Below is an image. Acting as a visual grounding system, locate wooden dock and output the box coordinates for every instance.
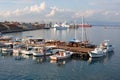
[52,45,94,59]
[55,46,94,53]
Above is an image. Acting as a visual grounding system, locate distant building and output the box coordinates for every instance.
[21,23,33,29]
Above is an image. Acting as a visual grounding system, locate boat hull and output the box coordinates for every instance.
[50,52,72,60]
[13,49,20,54]
[56,27,67,30]
[32,52,44,57]
[1,48,13,55]
[88,52,105,58]
[20,50,33,55]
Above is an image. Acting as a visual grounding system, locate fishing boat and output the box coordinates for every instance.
[1,43,13,55]
[20,46,33,55]
[88,40,114,58]
[32,46,52,57]
[13,44,25,54]
[50,49,73,60]
[32,47,45,57]
[26,37,45,44]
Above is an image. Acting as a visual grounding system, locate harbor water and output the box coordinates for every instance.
[0,26,120,80]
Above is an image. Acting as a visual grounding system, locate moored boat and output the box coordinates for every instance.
[56,27,67,30]
[1,43,13,55]
[32,47,47,57]
[88,48,105,58]
[102,40,114,53]
[88,40,114,58]
[13,44,25,54]
[20,46,33,55]
[53,22,69,30]
[50,49,73,60]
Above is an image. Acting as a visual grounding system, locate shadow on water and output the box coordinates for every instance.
[87,51,114,65]
[32,56,47,64]
[50,59,71,66]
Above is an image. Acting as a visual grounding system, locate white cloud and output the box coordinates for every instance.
[0,1,46,17]
[46,6,72,17]
[103,11,120,16]
[30,2,45,12]
[73,10,96,18]
[46,9,55,17]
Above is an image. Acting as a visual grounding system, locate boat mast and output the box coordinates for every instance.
[74,20,76,39]
[82,16,84,42]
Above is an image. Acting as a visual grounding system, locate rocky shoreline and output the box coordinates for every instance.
[0,21,51,34]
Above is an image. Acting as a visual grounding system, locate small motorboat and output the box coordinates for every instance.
[102,40,114,53]
[50,49,73,60]
[32,47,45,57]
[20,46,33,55]
[1,43,13,55]
[13,44,25,54]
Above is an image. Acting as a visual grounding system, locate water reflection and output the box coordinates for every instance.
[0,49,115,65]
[32,56,47,64]
[88,51,114,65]
[21,54,33,59]
[12,52,33,61]
[50,59,71,66]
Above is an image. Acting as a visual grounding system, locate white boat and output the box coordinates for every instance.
[50,49,73,60]
[32,46,55,57]
[56,27,67,30]
[32,47,45,57]
[1,43,13,55]
[13,48,20,54]
[88,48,105,58]
[102,40,114,53]
[53,22,69,30]
[45,45,56,54]
[20,46,33,55]
[13,44,25,54]
[88,40,114,58]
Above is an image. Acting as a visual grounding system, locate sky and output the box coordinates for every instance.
[0,0,120,24]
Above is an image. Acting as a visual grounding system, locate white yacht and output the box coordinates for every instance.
[88,40,114,58]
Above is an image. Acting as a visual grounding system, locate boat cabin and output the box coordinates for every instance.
[27,37,45,44]
[32,47,44,53]
[3,43,14,49]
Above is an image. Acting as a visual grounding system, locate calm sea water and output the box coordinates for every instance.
[0,27,120,80]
